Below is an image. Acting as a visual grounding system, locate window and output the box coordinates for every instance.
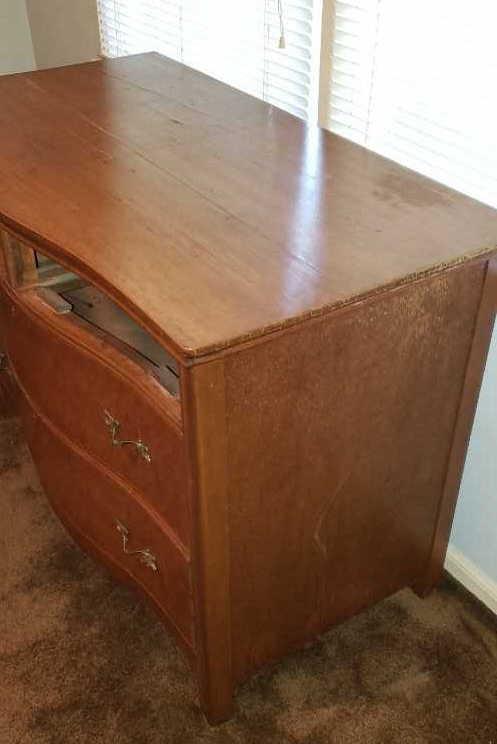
[320,0,497,207]
[97,1,497,207]
[97,0,322,121]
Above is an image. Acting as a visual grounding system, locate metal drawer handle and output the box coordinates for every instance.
[104,410,152,463]
[115,519,159,572]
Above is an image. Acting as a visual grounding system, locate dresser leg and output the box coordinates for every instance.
[0,360,19,420]
[198,677,235,725]
[411,566,444,598]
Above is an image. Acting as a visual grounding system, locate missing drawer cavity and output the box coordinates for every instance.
[33,250,180,397]
[61,284,180,397]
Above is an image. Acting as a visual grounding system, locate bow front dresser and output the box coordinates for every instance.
[0,53,496,723]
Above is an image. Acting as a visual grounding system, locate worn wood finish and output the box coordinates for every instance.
[182,361,233,723]
[0,54,497,357]
[0,229,38,287]
[415,257,497,595]
[1,57,497,724]
[3,284,190,546]
[20,392,194,649]
[224,261,486,682]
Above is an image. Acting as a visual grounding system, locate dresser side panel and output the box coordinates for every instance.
[417,256,497,592]
[224,261,486,683]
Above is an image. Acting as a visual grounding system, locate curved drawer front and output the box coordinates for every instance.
[5,288,190,547]
[23,401,194,648]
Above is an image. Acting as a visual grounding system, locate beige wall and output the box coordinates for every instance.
[0,0,36,74]
[25,0,100,70]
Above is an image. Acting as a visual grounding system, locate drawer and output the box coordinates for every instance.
[22,398,194,648]
[4,287,190,547]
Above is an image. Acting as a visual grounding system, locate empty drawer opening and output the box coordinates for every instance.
[33,251,180,397]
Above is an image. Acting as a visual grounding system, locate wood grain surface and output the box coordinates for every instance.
[182,361,233,722]
[3,284,190,546]
[0,53,496,357]
[416,256,497,594]
[223,260,487,682]
[20,392,195,650]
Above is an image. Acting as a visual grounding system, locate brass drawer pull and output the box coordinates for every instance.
[115,519,159,572]
[104,410,152,463]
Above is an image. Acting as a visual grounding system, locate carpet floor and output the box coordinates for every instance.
[1,417,497,744]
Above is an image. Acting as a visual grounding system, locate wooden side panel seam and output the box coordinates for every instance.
[415,257,497,593]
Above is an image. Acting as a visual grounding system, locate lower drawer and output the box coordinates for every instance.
[22,399,195,649]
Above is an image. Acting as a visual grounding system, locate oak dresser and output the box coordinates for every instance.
[0,53,496,723]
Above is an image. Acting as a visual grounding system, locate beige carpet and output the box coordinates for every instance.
[1,417,497,744]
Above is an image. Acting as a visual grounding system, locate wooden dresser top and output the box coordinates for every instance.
[0,53,496,358]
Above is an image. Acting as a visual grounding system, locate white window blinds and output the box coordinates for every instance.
[97,0,321,120]
[320,0,497,207]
